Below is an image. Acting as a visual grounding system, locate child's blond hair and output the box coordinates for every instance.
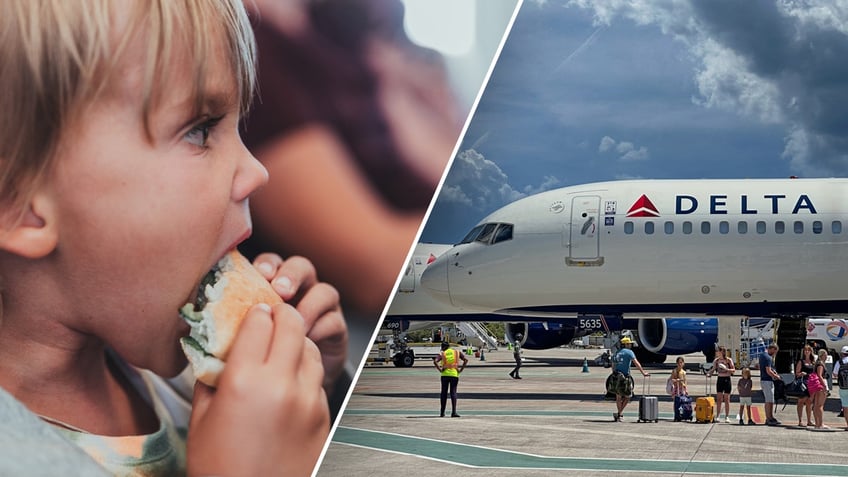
[0,0,256,224]
[741,368,751,378]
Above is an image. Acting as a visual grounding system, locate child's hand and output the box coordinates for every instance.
[254,253,348,390]
[187,304,329,477]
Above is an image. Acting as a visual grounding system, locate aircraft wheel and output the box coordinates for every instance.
[400,351,415,367]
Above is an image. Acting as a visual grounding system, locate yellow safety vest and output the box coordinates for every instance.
[440,349,460,377]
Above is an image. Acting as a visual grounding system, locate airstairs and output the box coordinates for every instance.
[457,322,499,351]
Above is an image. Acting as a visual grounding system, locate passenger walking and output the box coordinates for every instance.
[759,343,783,426]
[708,345,736,422]
[737,368,754,425]
[611,337,649,422]
[434,341,468,417]
[794,345,815,427]
[809,349,829,429]
[509,333,523,379]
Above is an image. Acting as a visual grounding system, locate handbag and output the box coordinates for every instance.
[666,376,674,395]
[785,376,809,398]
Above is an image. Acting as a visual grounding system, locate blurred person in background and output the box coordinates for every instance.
[240,0,463,324]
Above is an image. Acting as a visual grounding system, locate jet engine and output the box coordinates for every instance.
[505,322,578,349]
[637,318,718,362]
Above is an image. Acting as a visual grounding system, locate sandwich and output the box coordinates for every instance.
[179,250,283,387]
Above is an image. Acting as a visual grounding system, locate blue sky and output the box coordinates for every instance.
[421,0,848,243]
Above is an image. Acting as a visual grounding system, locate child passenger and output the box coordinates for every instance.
[0,1,347,476]
[737,368,754,425]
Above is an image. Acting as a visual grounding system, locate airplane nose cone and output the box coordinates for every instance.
[421,254,451,305]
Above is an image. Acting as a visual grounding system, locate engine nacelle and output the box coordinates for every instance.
[637,317,718,360]
[505,322,577,349]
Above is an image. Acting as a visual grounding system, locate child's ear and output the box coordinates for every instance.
[0,192,58,258]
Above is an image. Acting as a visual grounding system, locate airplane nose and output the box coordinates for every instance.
[421,253,451,305]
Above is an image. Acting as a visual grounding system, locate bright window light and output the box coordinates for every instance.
[400,0,476,56]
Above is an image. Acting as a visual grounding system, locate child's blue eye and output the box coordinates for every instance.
[184,116,223,148]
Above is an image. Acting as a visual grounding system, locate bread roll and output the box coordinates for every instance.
[179,250,283,386]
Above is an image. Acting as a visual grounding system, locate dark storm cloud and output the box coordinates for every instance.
[568,0,848,175]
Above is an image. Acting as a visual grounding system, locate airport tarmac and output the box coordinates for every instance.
[317,347,848,477]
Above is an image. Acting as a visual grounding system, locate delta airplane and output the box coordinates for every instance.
[387,243,721,365]
[421,178,848,319]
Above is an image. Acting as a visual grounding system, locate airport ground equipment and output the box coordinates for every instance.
[806,316,848,362]
[637,376,659,422]
[457,322,499,351]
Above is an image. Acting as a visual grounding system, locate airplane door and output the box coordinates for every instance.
[398,259,416,292]
[567,195,602,265]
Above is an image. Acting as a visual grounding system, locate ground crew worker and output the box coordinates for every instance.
[434,341,468,417]
[509,333,523,379]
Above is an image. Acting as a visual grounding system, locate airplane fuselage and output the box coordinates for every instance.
[422,179,848,316]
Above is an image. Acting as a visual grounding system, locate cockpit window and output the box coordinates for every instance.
[476,223,497,243]
[458,222,514,245]
[493,224,513,244]
[458,224,485,244]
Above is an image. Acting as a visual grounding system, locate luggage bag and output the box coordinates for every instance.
[695,375,716,423]
[675,394,693,421]
[637,375,659,422]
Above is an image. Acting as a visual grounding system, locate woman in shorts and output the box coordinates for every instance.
[709,346,736,423]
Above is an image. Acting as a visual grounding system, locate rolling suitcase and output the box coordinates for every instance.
[637,375,659,422]
[675,394,693,421]
[695,375,716,423]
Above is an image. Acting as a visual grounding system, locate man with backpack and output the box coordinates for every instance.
[832,345,848,429]
[611,337,649,422]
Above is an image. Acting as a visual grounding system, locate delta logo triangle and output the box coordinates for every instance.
[626,194,660,217]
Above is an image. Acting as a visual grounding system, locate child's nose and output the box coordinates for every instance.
[231,144,269,202]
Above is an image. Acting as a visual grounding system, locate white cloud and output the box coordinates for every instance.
[599,135,616,152]
[441,149,566,210]
[690,38,783,124]
[523,175,563,195]
[440,149,525,210]
[437,184,473,207]
[599,136,649,161]
[620,146,648,161]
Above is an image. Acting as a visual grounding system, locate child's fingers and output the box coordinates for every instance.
[305,309,347,387]
[224,304,275,369]
[252,253,284,280]
[304,306,346,348]
[297,338,327,392]
[272,255,318,300]
[294,282,340,329]
[267,303,308,369]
